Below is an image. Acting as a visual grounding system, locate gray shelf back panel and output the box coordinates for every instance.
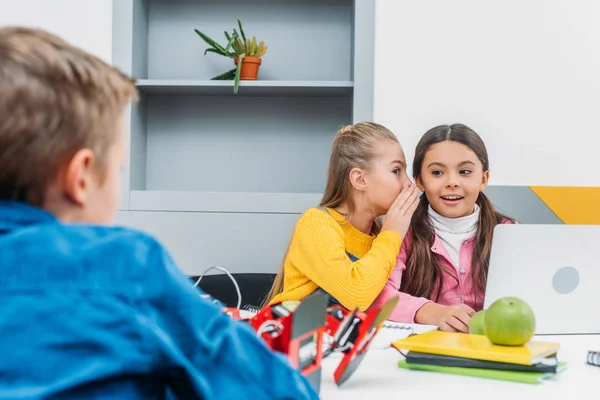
[143,95,352,193]
[352,0,375,122]
[129,191,323,214]
[130,96,148,191]
[142,0,353,80]
[133,0,149,79]
[118,107,132,209]
[115,210,301,275]
[135,80,354,97]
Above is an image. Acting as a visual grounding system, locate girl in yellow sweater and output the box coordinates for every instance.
[264,122,420,311]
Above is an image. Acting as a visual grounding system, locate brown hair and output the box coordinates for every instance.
[263,122,399,305]
[400,124,514,301]
[0,27,137,206]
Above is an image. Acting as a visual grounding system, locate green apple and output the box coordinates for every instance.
[484,297,536,346]
[468,310,486,335]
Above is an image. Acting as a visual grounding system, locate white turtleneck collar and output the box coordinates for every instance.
[428,204,480,267]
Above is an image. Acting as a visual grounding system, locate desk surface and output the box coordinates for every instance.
[320,332,599,400]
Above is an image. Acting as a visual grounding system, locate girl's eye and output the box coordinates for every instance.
[392,168,401,175]
[460,170,472,175]
[432,170,442,176]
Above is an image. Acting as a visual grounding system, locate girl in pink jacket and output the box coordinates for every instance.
[370,124,514,332]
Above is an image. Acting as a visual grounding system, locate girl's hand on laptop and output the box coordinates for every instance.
[415,303,476,333]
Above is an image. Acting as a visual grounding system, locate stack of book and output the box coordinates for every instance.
[392,331,566,384]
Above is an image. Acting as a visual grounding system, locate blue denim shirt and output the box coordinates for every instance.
[0,201,318,400]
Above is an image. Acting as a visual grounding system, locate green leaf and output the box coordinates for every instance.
[204,47,228,57]
[231,38,241,56]
[225,31,233,51]
[256,41,266,57]
[211,68,236,80]
[233,55,243,93]
[237,19,247,42]
[225,31,238,51]
[232,29,242,50]
[194,29,233,57]
[238,38,246,53]
[211,69,236,80]
[194,29,220,49]
[250,36,257,56]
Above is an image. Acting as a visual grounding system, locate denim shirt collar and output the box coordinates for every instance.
[0,201,56,233]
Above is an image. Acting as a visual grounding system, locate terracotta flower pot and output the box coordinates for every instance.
[234,56,262,80]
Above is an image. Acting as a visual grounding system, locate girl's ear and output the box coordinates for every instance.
[349,167,367,192]
[480,170,490,191]
[415,176,425,192]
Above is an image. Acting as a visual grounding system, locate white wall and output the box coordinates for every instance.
[0,0,113,63]
[374,0,600,187]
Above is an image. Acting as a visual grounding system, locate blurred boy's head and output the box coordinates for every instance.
[0,27,137,224]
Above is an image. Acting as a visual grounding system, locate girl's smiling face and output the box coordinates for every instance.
[417,140,489,218]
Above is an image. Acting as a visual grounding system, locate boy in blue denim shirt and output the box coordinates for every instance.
[0,27,318,400]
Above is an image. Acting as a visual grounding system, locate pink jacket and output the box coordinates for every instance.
[370,221,512,323]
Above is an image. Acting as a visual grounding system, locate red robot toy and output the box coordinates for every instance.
[224,292,399,392]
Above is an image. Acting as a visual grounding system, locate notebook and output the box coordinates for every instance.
[405,351,559,373]
[392,331,560,365]
[370,322,438,350]
[397,360,566,384]
[383,320,437,331]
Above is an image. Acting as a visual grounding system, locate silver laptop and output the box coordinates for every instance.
[484,224,600,335]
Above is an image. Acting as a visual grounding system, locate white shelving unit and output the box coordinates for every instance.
[112,0,376,275]
[135,79,354,97]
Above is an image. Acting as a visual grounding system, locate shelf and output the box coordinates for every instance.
[135,79,354,97]
[112,0,376,275]
[136,95,347,194]
[129,190,323,214]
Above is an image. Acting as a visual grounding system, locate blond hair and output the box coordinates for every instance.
[0,27,137,206]
[263,122,399,306]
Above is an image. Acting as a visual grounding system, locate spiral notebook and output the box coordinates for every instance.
[371,321,438,350]
[587,350,600,367]
[382,320,439,334]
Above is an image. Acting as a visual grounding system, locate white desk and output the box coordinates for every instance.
[320,333,599,400]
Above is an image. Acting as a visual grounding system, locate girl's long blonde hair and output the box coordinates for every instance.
[262,122,399,306]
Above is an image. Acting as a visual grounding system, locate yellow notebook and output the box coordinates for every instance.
[392,331,560,366]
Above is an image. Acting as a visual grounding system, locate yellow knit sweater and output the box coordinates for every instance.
[270,207,402,311]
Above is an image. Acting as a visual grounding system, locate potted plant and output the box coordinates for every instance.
[194,19,267,94]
